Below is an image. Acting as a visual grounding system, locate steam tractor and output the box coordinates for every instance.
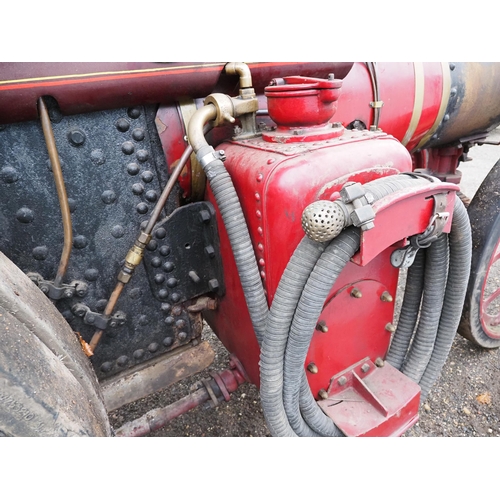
[1,62,500,437]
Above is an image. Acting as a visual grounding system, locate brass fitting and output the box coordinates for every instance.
[224,62,253,90]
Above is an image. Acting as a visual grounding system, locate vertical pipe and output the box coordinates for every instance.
[38,97,73,287]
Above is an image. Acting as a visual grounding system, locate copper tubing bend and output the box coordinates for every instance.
[38,97,73,288]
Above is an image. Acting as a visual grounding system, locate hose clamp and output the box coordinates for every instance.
[391,193,450,268]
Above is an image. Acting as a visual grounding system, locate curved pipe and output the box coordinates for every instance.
[38,97,73,288]
[225,62,253,89]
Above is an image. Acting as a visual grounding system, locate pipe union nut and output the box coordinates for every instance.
[302,200,347,242]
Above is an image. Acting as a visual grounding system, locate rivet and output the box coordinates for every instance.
[361,363,370,373]
[338,376,347,386]
[256,173,263,182]
[375,358,385,367]
[176,319,186,328]
[443,114,450,122]
[171,306,182,316]
[145,190,158,202]
[158,289,169,299]
[160,245,171,256]
[116,355,128,367]
[141,170,154,183]
[138,315,149,326]
[351,288,362,298]
[95,299,108,311]
[132,128,145,141]
[155,228,167,239]
[1,166,19,183]
[163,336,174,347]
[258,243,264,252]
[151,257,162,268]
[68,198,77,213]
[133,349,145,360]
[121,141,135,155]
[256,210,262,218]
[449,63,456,71]
[146,240,158,251]
[16,207,34,224]
[162,261,174,272]
[260,271,266,279]
[68,129,86,147]
[136,150,149,163]
[381,291,393,302]
[316,320,328,333]
[166,277,178,288]
[136,202,149,214]
[129,288,142,299]
[318,389,328,400]
[165,316,175,325]
[127,107,141,119]
[101,190,117,204]
[132,183,144,195]
[178,331,188,341]
[257,227,263,235]
[90,149,106,166]
[115,118,130,132]
[171,293,181,303]
[127,162,140,175]
[73,235,88,249]
[307,362,318,374]
[101,361,113,373]
[154,274,165,284]
[259,258,265,267]
[84,268,99,281]
[160,303,171,313]
[255,192,261,201]
[385,322,396,333]
[148,342,159,353]
[450,87,457,97]
[111,225,125,238]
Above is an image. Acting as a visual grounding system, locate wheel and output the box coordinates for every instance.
[0,251,111,436]
[458,157,500,349]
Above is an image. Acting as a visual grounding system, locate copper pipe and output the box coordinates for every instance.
[38,97,73,287]
[89,281,124,352]
[89,126,210,354]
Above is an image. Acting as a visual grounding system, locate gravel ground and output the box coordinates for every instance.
[109,139,500,438]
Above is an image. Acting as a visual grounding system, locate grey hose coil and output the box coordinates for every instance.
[401,233,450,382]
[385,250,426,369]
[418,198,471,399]
[260,175,435,437]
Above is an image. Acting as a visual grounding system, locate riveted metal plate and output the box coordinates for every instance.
[0,105,222,380]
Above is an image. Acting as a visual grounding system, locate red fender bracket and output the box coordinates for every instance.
[352,182,460,267]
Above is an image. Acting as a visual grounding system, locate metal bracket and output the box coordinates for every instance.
[27,272,88,300]
[340,182,376,231]
[390,193,450,268]
[71,303,126,330]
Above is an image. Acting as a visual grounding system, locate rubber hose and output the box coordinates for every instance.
[401,233,449,382]
[259,237,326,436]
[196,145,269,344]
[386,250,426,370]
[260,174,438,437]
[418,197,471,399]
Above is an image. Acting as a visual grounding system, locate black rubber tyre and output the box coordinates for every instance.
[458,157,500,349]
[0,251,111,436]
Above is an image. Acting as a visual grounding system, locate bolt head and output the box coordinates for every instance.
[318,389,328,400]
[338,376,347,386]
